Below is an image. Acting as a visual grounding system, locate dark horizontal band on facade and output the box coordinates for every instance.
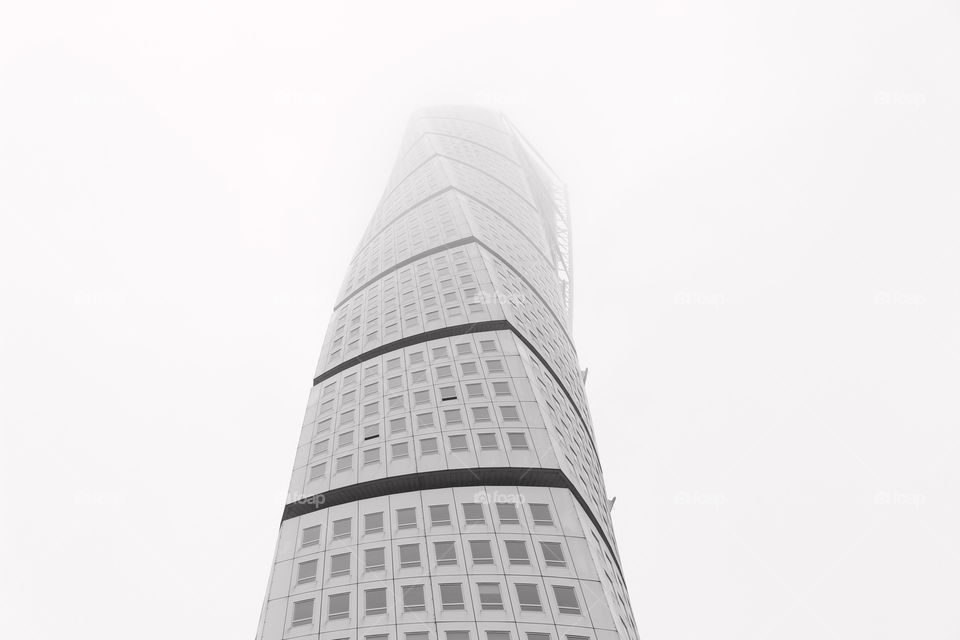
[281,466,622,573]
[312,318,595,459]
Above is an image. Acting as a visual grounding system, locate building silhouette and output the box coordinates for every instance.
[256,106,638,640]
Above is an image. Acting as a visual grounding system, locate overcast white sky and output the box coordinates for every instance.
[2,1,959,638]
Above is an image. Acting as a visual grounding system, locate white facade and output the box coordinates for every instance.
[257,106,638,640]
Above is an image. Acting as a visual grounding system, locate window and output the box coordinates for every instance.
[312,439,329,457]
[414,390,430,405]
[432,346,448,359]
[387,357,400,371]
[297,559,318,583]
[552,585,581,614]
[338,431,354,448]
[478,582,504,610]
[332,517,351,539]
[364,364,379,379]
[466,383,484,398]
[496,502,520,525]
[440,582,465,610]
[565,636,590,640]
[460,361,478,375]
[434,541,457,565]
[540,541,566,567]
[364,423,380,440]
[302,525,322,547]
[429,504,451,526]
[492,381,511,397]
[363,448,381,466]
[515,583,542,611]
[456,342,473,355]
[365,587,387,615]
[416,412,435,428]
[409,351,424,365]
[391,442,409,460]
[505,540,530,565]
[529,504,554,525]
[446,632,470,640]
[309,462,327,480]
[448,434,468,451]
[315,417,332,434]
[291,598,314,626]
[396,507,417,529]
[485,359,504,374]
[329,552,350,577]
[399,543,421,568]
[364,381,379,397]
[500,406,520,422]
[388,375,402,390]
[478,433,499,450]
[365,547,385,571]
[469,540,494,564]
[363,402,379,418]
[438,383,462,402]
[336,454,353,473]
[480,340,497,353]
[527,634,551,640]
[486,633,510,640]
[364,512,383,534]
[328,592,350,619]
[420,437,438,455]
[412,370,428,385]
[340,410,355,425]
[342,390,356,405]
[463,503,485,524]
[390,416,407,433]
[402,584,425,612]
[389,395,405,411]
[472,406,491,423]
[507,432,528,450]
[436,364,453,379]
[407,633,428,640]
[443,408,463,425]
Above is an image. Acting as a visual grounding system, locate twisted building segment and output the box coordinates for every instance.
[256,107,638,640]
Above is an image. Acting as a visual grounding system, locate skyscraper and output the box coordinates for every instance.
[256,106,638,640]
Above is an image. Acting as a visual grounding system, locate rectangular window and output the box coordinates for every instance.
[460,361,478,375]
[456,342,473,355]
[332,517,351,539]
[363,401,379,418]
[388,375,402,390]
[505,540,530,565]
[409,351,424,364]
[309,462,327,480]
[364,511,383,534]
[296,559,318,583]
[396,507,417,529]
[527,634,551,640]
[478,582,503,610]
[553,585,581,614]
[472,406,491,423]
[338,431,354,448]
[492,381,511,397]
[486,633,510,640]
[443,408,463,425]
[480,340,497,353]
[335,454,353,473]
[434,541,457,565]
[315,417,332,434]
[496,502,520,525]
[478,433,499,450]
[515,583,542,611]
[399,543,421,568]
[402,584,426,612]
[363,448,380,466]
[466,383,484,398]
[390,416,407,434]
[365,546,385,571]
[414,390,430,405]
[448,434,468,451]
[507,432,528,450]
[302,525,322,547]
[529,503,554,525]
[485,359,504,374]
[462,503,485,524]
[541,541,566,567]
[329,552,350,577]
[387,357,401,371]
[500,406,520,422]
[420,437,438,455]
[469,540,494,565]
[429,504,451,526]
[389,395,404,411]
[439,582,465,610]
[327,592,350,619]
[342,390,356,405]
[407,633,429,640]
[436,364,453,379]
[312,439,329,457]
[364,381,379,397]
[416,412,435,429]
[446,632,470,640]
[291,598,314,626]
[364,423,379,440]
[392,441,409,459]
[365,587,387,615]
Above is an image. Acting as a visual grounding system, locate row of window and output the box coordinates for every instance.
[316,393,523,431]
[295,538,568,582]
[290,582,583,625]
[302,503,555,546]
